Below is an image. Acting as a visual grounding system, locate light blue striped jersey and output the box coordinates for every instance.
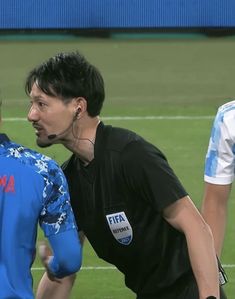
[204,100,235,185]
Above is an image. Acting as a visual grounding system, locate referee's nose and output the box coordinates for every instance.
[27,105,40,122]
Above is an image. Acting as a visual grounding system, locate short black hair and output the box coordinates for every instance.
[25,51,105,117]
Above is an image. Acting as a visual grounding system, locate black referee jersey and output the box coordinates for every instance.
[62,121,195,297]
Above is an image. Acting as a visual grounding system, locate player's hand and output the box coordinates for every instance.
[38,241,61,283]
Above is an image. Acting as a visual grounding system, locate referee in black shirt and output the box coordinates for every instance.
[26,51,227,299]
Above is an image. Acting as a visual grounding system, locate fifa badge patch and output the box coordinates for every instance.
[106,211,133,245]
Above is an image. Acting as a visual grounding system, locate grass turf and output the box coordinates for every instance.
[0,36,234,297]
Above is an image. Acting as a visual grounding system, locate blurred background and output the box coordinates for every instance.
[0,1,234,298]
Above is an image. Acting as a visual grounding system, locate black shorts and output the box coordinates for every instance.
[136,271,227,299]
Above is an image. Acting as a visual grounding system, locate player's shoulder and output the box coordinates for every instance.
[6,141,61,175]
[217,99,235,116]
[213,100,235,127]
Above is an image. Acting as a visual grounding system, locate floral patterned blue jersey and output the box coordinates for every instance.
[0,133,78,299]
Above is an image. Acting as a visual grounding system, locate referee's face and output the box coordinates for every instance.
[27,83,76,147]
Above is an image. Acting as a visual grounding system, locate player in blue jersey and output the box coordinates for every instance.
[26,51,226,299]
[202,100,235,257]
[0,100,82,299]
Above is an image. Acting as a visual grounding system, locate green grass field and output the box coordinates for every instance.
[0,35,234,298]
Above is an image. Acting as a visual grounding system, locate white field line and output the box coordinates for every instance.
[31,264,235,271]
[3,116,214,122]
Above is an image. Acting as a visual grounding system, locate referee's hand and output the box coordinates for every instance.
[38,241,61,283]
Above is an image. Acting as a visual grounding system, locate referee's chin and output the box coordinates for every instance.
[36,138,53,148]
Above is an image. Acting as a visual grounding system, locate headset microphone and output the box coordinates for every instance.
[47,109,80,140]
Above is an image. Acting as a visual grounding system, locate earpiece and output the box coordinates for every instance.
[48,109,81,140]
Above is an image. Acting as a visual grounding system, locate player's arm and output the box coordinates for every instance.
[36,272,76,299]
[201,182,231,257]
[36,232,84,299]
[202,105,234,257]
[163,196,219,299]
[42,230,82,279]
[36,231,85,299]
[37,162,83,299]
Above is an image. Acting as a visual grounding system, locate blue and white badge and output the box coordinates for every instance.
[106,211,133,245]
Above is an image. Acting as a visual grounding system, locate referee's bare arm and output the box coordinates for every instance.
[163,195,219,299]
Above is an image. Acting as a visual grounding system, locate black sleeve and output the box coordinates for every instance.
[121,140,188,212]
